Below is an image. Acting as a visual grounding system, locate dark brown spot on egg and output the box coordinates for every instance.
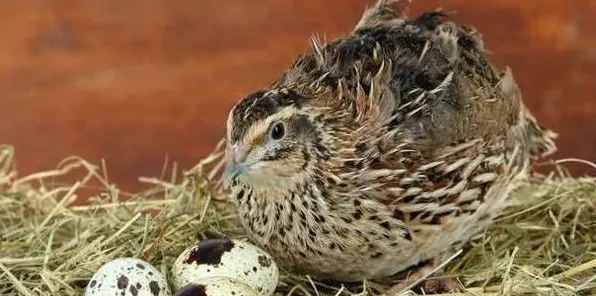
[135,263,145,270]
[149,281,161,296]
[257,255,271,267]
[185,238,235,266]
[173,284,207,296]
[89,280,97,288]
[129,284,139,296]
[117,275,129,289]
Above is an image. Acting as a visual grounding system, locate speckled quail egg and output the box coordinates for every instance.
[171,238,278,296]
[85,257,171,296]
[173,277,259,296]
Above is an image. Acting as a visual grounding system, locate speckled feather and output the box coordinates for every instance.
[224,0,557,282]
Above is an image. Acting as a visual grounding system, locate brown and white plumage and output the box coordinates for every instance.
[222,0,557,288]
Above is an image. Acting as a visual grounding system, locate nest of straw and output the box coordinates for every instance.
[1,142,595,296]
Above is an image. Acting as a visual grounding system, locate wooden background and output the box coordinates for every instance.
[1,0,595,193]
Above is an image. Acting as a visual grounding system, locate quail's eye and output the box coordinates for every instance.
[270,122,285,140]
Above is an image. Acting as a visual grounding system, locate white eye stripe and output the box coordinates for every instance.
[242,107,300,144]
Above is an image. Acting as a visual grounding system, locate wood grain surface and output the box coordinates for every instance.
[1,0,595,193]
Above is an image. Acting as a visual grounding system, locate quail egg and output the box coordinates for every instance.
[171,238,278,296]
[173,277,258,296]
[85,257,171,296]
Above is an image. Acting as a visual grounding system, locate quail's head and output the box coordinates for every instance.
[223,89,324,193]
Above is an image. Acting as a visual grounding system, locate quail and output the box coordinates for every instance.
[222,0,557,292]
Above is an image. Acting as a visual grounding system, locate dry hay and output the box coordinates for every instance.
[0,142,595,296]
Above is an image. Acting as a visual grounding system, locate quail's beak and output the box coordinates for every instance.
[223,143,249,189]
[223,163,241,189]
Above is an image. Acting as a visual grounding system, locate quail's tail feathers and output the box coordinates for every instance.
[499,68,558,161]
[521,106,558,159]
